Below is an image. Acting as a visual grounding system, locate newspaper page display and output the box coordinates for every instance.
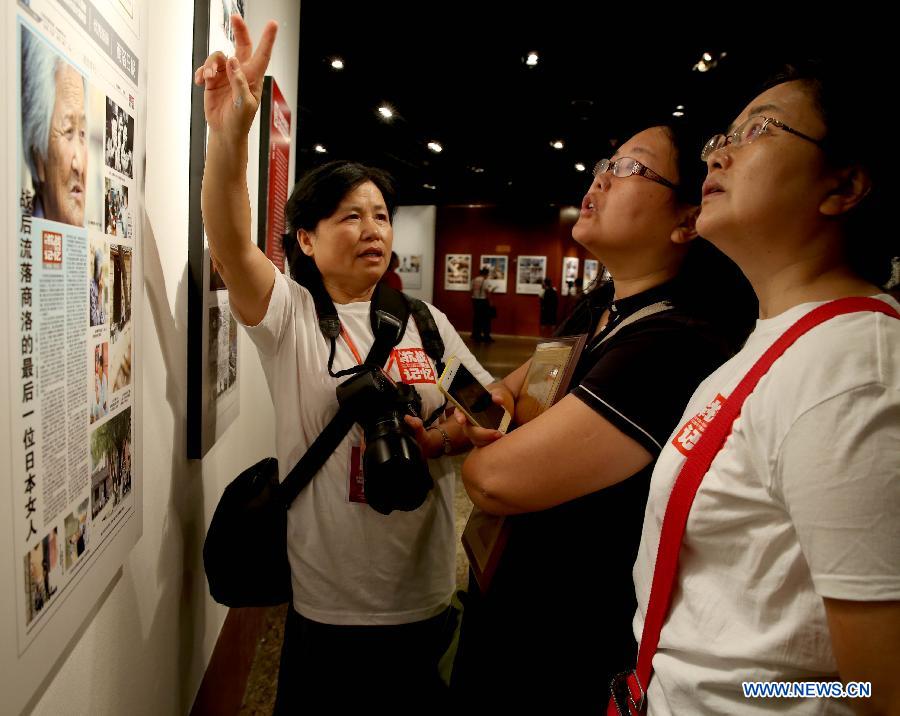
[1,1,145,711]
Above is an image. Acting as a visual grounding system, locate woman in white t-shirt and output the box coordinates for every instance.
[631,65,900,714]
[195,17,492,713]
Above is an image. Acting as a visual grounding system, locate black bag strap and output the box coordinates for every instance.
[407,295,445,374]
[405,293,447,426]
[276,284,412,507]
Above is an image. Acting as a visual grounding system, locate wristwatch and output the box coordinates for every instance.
[428,425,452,456]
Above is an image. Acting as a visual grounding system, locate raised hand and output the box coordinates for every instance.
[193,14,278,141]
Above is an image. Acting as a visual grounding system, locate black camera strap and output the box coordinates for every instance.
[276,317,406,508]
[277,283,422,507]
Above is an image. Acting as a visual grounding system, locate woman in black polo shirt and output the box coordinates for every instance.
[450,121,756,713]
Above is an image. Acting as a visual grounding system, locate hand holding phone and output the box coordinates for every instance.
[438,357,512,434]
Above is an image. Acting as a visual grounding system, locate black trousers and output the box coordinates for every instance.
[471,299,492,341]
[274,607,453,715]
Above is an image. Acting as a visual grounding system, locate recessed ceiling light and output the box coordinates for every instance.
[550,140,564,150]
[427,141,443,153]
[378,105,394,119]
[676,105,685,111]
[423,183,436,190]
[470,166,485,174]
[313,144,327,153]
[672,111,685,117]
[574,162,585,172]
[525,51,539,67]
[330,57,344,70]
[693,51,725,73]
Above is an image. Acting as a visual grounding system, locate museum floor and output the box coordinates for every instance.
[233,333,540,714]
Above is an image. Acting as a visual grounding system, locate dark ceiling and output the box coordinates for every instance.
[295,6,888,207]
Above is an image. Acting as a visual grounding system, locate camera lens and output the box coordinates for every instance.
[363,418,432,515]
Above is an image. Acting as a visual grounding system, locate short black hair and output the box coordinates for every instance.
[762,61,896,287]
[281,160,397,286]
[615,117,710,207]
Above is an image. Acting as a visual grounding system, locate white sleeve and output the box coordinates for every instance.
[427,303,494,385]
[233,263,294,356]
[776,383,900,601]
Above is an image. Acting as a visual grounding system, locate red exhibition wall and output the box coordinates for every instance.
[432,205,589,336]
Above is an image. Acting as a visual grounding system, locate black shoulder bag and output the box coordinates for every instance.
[203,284,444,608]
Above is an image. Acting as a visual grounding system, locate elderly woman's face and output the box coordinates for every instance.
[572,127,682,259]
[696,80,828,248]
[39,63,87,226]
[303,181,393,291]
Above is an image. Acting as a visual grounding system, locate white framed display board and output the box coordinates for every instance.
[479,254,508,294]
[1,1,146,712]
[516,255,546,295]
[444,253,471,291]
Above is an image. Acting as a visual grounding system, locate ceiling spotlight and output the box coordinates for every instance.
[427,141,443,153]
[672,111,685,117]
[676,105,685,111]
[378,105,394,119]
[313,144,327,153]
[423,183,436,190]
[470,166,485,174]
[574,162,586,172]
[693,51,726,73]
[330,57,344,70]
[550,139,564,150]
[525,51,539,67]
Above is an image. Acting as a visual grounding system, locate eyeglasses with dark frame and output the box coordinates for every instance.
[701,116,824,161]
[592,157,678,190]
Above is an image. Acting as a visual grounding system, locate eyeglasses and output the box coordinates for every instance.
[701,115,824,161]
[592,157,678,190]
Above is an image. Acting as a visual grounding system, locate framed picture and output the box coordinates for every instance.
[256,76,291,272]
[479,254,508,294]
[186,0,246,458]
[444,253,472,291]
[516,255,547,295]
[561,256,579,296]
[397,253,422,289]
[583,259,600,290]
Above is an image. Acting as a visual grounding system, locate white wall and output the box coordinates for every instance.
[393,205,436,303]
[28,1,300,714]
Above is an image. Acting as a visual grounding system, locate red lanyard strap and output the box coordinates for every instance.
[340,325,365,365]
[610,297,900,716]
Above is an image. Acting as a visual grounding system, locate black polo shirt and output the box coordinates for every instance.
[453,280,736,713]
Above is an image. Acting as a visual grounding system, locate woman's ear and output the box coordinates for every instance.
[297,228,314,256]
[820,165,872,217]
[671,205,700,245]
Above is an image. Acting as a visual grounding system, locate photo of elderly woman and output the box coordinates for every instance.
[20,24,88,228]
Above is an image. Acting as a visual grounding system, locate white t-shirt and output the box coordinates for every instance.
[240,265,493,625]
[633,295,900,715]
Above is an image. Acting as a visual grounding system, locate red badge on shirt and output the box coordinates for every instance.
[671,393,727,457]
[390,348,436,384]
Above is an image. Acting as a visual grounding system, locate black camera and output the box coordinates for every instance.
[335,367,433,515]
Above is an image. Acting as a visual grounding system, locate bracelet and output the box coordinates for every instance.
[427,425,452,456]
